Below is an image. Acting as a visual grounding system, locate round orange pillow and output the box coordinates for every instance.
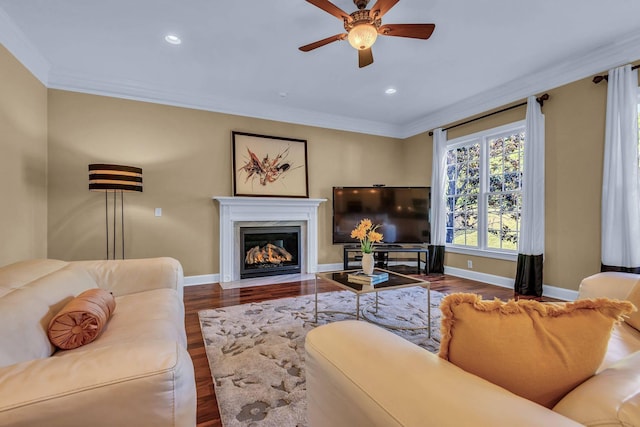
[48,288,116,350]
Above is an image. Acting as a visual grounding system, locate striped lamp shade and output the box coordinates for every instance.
[88,164,143,192]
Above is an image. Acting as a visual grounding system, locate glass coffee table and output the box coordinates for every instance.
[314,268,431,337]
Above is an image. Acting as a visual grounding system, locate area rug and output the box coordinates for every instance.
[198,287,443,427]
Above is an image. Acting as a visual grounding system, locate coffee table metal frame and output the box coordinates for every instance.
[314,268,431,338]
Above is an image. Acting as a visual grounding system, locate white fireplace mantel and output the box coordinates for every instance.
[214,196,326,283]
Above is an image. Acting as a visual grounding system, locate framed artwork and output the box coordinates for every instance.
[232,131,309,198]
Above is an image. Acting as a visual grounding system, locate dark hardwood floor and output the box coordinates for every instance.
[183,273,523,427]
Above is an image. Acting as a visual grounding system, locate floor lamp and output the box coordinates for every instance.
[88,164,143,260]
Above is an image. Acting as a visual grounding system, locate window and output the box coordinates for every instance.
[446,122,525,257]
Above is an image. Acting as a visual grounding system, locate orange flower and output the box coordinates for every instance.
[368,231,383,244]
[350,227,367,240]
[350,218,383,253]
[360,218,373,230]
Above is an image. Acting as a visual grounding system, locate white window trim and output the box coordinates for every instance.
[445,120,526,261]
[446,245,518,261]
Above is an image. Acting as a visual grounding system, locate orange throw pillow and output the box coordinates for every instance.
[438,293,633,408]
[48,288,116,350]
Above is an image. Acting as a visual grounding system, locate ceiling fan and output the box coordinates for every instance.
[299,0,436,68]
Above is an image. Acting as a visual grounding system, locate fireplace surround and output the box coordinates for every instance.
[214,197,326,282]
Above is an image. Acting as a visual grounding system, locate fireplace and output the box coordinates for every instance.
[213,196,326,283]
[240,226,301,278]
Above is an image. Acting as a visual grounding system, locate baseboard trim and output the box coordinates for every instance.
[541,285,579,302]
[184,274,218,287]
[185,264,579,300]
[444,266,578,301]
[318,263,344,272]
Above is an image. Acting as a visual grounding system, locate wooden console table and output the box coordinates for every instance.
[343,245,429,274]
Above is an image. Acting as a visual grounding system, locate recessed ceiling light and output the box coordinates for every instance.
[385,88,397,95]
[164,34,181,45]
[279,91,288,98]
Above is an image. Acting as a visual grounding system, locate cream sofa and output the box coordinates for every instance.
[306,272,640,427]
[0,258,196,427]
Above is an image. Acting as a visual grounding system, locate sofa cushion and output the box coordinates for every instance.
[553,351,640,426]
[48,289,116,350]
[579,271,640,301]
[600,322,640,371]
[0,259,68,298]
[0,265,98,368]
[58,288,187,353]
[623,281,640,331]
[438,293,633,408]
[73,257,184,298]
[0,340,196,427]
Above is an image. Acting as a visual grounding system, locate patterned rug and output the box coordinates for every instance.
[198,287,444,427]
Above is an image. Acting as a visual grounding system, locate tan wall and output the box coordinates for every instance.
[3,43,631,291]
[46,90,407,275]
[409,75,615,291]
[0,45,48,266]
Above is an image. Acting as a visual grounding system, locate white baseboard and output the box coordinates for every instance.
[444,266,578,301]
[184,264,579,301]
[184,274,218,286]
[318,263,344,272]
[540,285,579,302]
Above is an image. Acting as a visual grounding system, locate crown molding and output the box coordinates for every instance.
[47,69,405,139]
[49,25,640,141]
[4,2,640,140]
[0,7,50,85]
[400,29,640,139]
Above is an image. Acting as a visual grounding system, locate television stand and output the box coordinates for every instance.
[343,244,429,274]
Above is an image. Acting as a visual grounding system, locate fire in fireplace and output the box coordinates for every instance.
[240,226,301,279]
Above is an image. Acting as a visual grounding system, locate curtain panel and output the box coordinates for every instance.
[429,128,447,273]
[601,64,640,273]
[514,96,545,297]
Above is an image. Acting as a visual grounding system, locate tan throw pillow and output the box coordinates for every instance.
[48,288,116,350]
[438,293,633,408]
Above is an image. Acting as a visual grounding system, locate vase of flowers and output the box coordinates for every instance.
[361,253,375,276]
[351,218,383,275]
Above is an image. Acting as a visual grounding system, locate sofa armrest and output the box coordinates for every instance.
[0,340,196,427]
[578,272,640,301]
[305,321,582,427]
[71,257,184,299]
[554,351,640,426]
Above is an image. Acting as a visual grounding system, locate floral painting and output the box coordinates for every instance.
[232,132,309,198]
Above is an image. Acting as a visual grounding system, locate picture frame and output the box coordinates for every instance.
[232,131,309,198]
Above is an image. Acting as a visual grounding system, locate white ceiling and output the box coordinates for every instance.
[2,0,640,138]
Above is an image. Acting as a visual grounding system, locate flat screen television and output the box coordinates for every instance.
[332,186,431,245]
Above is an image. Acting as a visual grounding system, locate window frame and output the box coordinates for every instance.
[445,120,526,261]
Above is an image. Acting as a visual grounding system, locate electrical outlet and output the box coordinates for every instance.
[467,260,473,269]
[154,208,162,217]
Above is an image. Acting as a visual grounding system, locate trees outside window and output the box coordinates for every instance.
[446,122,525,255]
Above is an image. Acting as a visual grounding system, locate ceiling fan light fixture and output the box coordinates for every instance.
[347,23,378,50]
[164,34,182,45]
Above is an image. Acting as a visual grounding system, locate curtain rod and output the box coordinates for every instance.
[428,94,549,137]
[592,64,640,83]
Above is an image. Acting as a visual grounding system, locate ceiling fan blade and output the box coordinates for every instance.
[299,33,347,52]
[378,23,436,39]
[358,48,374,68]
[305,0,352,21]
[369,0,399,19]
